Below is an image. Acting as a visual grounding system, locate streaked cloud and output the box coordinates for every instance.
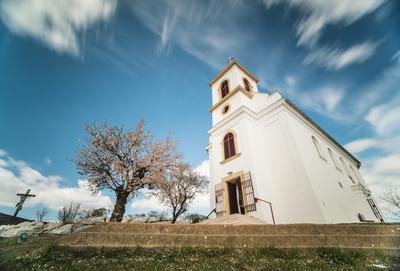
[319,87,345,112]
[45,158,52,165]
[344,138,379,154]
[366,101,400,136]
[285,85,346,120]
[284,76,296,87]
[0,0,117,55]
[263,0,385,47]
[0,149,7,157]
[126,0,250,68]
[304,42,378,70]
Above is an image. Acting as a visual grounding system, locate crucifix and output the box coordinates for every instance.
[13,189,36,217]
[227,56,236,63]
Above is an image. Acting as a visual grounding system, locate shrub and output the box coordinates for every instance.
[57,202,81,224]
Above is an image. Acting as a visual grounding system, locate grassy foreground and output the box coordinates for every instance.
[0,237,399,271]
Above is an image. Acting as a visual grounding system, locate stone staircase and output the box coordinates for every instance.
[201,214,266,225]
[58,222,400,251]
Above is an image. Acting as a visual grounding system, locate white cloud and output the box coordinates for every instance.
[346,99,400,221]
[284,76,296,87]
[351,59,400,117]
[130,192,210,214]
[344,138,379,154]
[0,159,8,167]
[288,85,346,120]
[0,0,117,55]
[0,151,112,211]
[263,0,385,47]
[194,160,209,178]
[365,101,400,136]
[190,192,210,210]
[362,154,400,220]
[131,193,168,212]
[319,87,345,112]
[392,50,400,62]
[45,158,52,165]
[0,149,7,157]
[304,42,378,70]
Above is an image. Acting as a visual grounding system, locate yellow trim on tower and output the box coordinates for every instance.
[209,85,253,112]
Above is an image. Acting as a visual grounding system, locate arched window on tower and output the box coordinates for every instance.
[223,132,236,160]
[220,80,229,98]
[243,78,251,92]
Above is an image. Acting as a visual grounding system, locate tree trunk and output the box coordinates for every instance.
[171,206,186,224]
[110,190,129,222]
[171,213,178,224]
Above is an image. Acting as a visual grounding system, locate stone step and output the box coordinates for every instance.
[77,223,400,236]
[58,231,400,249]
[57,223,400,250]
[202,216,262,222]
[201,214,266,225]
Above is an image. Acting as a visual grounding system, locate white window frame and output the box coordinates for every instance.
[311,136,326,160]
[349,165,359,184]
[340,157,354,184]
[328,148,341,171]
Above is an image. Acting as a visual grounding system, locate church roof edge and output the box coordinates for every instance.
[285,99,361,168]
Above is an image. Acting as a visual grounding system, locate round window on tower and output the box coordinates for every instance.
[222,104,230,114]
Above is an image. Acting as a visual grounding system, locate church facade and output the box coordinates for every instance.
[207,59,384,224]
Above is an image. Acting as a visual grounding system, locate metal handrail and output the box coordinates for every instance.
[206,208,216,219]
[254,197,276,225]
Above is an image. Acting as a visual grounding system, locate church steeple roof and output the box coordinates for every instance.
[209,58,259,87]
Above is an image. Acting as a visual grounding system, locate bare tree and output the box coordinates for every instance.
[153,163,208,224]
[74,120,180,222]
[57,202,81,225]
[382,188,400,219]
[35,208,49,222]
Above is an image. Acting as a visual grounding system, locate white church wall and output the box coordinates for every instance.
[283,109,379,222]
[248,110,326,224]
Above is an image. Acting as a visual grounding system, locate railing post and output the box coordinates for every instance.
[255,197,276,225]
[269,202,276,225]
[206,208,216,219]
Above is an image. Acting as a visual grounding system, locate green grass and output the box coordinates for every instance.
[0,237,399,271]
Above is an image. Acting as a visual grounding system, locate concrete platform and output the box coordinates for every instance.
[58,221,400,250]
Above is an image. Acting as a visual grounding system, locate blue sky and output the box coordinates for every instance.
[0,0,399,221]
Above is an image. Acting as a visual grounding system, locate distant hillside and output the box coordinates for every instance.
[0,212,31,225]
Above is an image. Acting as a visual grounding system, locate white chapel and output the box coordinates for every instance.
[207,59,384,224]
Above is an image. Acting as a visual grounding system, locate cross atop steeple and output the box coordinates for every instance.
[227,56,236,64]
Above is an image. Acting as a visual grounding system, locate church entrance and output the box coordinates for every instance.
[227,178,245,214]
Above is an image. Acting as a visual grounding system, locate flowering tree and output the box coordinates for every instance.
[75,120,180,222]
[153,163,208,223]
